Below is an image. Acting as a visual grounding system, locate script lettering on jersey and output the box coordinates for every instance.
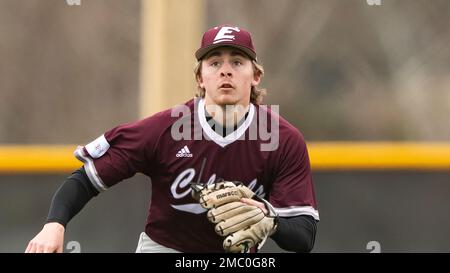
[170,168,265,214]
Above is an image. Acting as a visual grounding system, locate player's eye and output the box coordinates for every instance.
[210,61,220,67]
[233,60,242,66]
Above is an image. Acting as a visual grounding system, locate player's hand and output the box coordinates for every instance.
[207,197,278,252]
[197,181,278,252]
[25,222,65,253]
[240,198,268,215]
[197,181,255,209]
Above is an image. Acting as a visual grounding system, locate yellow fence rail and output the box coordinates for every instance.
[308,142,450,170]
[0,145,81,173]
[1,142,450,173]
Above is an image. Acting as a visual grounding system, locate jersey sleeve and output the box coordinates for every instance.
[269,129,319,221]
[74,118,156,192]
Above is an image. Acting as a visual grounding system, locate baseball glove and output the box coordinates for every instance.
[191,181,278,252]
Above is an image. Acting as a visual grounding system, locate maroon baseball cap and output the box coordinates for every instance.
[195,25,257,61]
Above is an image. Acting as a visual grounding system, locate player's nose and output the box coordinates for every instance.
[220,71,232,77]
[219,62,233,78]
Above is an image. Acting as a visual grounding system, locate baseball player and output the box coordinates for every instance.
[25,24,319,253]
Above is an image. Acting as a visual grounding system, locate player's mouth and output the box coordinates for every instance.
[218,83,234,90]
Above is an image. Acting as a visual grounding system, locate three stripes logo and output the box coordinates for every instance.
[176,145,193,158]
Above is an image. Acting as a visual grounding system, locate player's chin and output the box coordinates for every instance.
[215,95,239,106]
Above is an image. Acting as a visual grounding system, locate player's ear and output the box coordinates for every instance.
[251,71,261,87]
[251,62,262,87]
[196,73,205,89]
[194,60,205,88]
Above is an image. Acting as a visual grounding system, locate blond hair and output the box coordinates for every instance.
[194,60,267,105]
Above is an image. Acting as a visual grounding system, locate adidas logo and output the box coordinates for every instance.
[176,145,193,158]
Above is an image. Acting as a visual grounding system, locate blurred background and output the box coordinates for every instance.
[0,0,449,252]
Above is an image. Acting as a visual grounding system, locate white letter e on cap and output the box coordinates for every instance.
[213,26,240,44]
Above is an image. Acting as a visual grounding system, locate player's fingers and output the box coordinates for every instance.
[223,230,256,253]
[240,198,267,215]
[208,201,253,223]
[43,245,57,253]
[35,243,45,253]
[26,242,40,253]
[200,188,242,208]
[56,244,63,253]
[25,242,33,253]
[215,209,264,236]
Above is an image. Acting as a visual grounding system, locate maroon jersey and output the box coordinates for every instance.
[75,98,319,252]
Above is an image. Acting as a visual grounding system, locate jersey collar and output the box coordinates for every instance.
[197,99,255,147]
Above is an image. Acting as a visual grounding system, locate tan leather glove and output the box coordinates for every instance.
[193,181,278,252]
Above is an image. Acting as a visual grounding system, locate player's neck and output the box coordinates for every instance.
[204,103,250,127]
[205,108,249,137]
